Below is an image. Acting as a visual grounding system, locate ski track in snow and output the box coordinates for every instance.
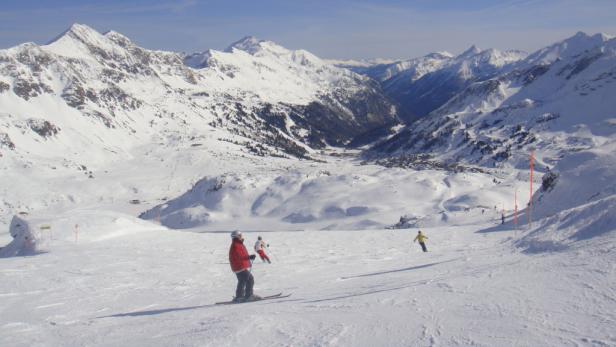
[1,221,614,347]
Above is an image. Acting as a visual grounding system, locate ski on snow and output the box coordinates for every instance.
[215,293,291,305]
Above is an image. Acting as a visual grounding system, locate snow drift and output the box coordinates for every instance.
[139,166,524,231]
[517,142,616,252]
[0,210,166,257]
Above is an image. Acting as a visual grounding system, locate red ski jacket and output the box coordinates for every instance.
[229,238,251,272]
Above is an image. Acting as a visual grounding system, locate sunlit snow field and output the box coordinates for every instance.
[2,217,614,346]
[1,148,615,346]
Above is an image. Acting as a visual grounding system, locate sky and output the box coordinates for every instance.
[1,0,615,60]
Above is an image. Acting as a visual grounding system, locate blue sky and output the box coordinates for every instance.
[1,0,615,59]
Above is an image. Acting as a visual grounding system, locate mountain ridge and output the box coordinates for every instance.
[0,24,399,164]
[367,31,616,171]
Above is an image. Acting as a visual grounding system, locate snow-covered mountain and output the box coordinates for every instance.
[370,31,616,169]
[344,47,526,121]
[342,52,454,83]
[326,58,399,73]
[0,25,398,167]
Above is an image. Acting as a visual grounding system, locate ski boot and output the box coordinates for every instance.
[243,294,262,302]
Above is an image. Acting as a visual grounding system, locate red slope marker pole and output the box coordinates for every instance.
[528,151,535,228]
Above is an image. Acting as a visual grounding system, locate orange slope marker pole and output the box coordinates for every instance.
[528,151,535,228]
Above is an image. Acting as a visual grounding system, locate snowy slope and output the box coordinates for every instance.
[385,46,527,121]
[0,24,398,164]
[1,209,614,346]
[522,31,614,66]
[516,141,616,253]
[138,152,527,231]
[371,32,616,168]
[367,32,616,266]
[2,138,614,346]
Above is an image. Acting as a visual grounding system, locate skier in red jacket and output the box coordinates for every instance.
[254,236,271,263]
[229,231,260,303]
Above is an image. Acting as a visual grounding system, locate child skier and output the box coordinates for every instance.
[229,231,260,303]
[414,230,429,252]
[254,236,271,263]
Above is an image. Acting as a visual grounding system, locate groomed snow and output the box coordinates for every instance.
[1,144,615,346]
[1,215,614,346]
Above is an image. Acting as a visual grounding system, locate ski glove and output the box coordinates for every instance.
[249,254,256,260]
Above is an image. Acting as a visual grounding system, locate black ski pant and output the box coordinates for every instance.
[419,242,428,252]
[235,270,254,299]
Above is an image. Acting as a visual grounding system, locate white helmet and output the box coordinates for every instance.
[230,230,242,239]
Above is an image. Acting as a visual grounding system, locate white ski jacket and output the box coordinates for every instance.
[254,240,267,252]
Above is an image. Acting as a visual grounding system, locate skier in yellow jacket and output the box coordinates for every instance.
[414,230,428,252]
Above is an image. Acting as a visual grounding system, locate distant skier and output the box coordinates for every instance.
[501,212,505,225]
[254,236,271,263]
[229,231,260,303]
[414,230,429,252]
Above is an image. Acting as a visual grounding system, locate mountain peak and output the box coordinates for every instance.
[68,23,97,34]
[47,23,102,45]
[225,36,264,54]
[570,31,613,41]
[43,23,129,59]
[524,31,614,66]
[458,45,481,59]
[573,31,590,38]
[434,51,454,58]
[570,31,612,43]
[593,32,614,42]
[564,31,611,48]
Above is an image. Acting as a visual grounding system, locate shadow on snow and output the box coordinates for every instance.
[339,258,460,280]
[97,304,217,318]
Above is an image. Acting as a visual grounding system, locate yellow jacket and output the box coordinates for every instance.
[414,233,428,243]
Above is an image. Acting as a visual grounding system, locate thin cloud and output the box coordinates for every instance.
[92,0,200,14]
[0,0,199,18]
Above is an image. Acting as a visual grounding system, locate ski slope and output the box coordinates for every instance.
[1,141,615,346]
[1,213,614,346]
